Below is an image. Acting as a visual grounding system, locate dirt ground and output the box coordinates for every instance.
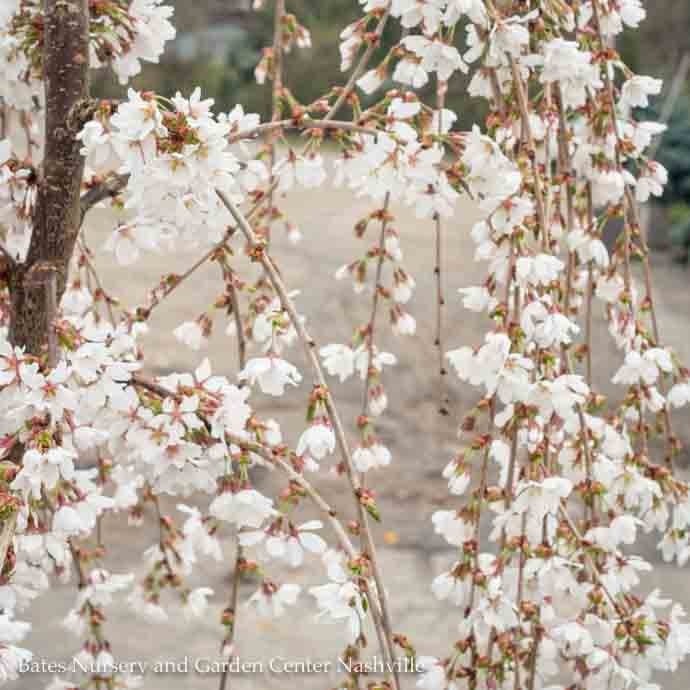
[15,185,690,690]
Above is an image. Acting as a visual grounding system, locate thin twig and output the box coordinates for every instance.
[434,82,449,416]
[326,9,390,121]
[215,190,400,690]
[132,374,391,673]
[361,196,391,418]
[79,173,129,225]
[77,238,117,325]
[219,275,248,690]
[265,0,286,247]
[590,0,677,467]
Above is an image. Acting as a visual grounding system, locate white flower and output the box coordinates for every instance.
[590,169,625,206]
[431,510,472,546]
[209,489,276,529]
[53,495,114,537]
[668,382,690,409]
[294,154,327,189]
[354,346,397,379]
[443,0,487,26]
[183,587,214,621]
[513,477,573,520]
[459,286,497,313]
[447,331,532,404]
[110,89,166,140]
[401,35,468,81]
[62,283,93,316]
[567,228,610,268]
[521,299,580,348]
[431,568,470,608]
[552,622,595,657]
[619,0,646,29]
[310,580,366,644]
[416,656,451,690]
[516,254,564,287]
[173,321,206,351]
[111,3,176,84]
[0,140,11,165]
[586,515,639,551]
[12,447,75,500]
[353,443,392,472]
[393,59,429,89]
[491,14,531,60]
[392,271,416,304]
[77,569,135,608]
[242,520,327,568]
[392,310,416,336]
[612,349,672,386]
[239,357,302,396]
[462,125,521,205]
[127,587,168,624]
[340,32,362,72]
[0,615,31,683]
[248,582,301,618]
[442,461,471,495]
[320,344,355,382]
[388,97,421,120]
[357,68,385,95]
[431,108,457,134]
[296,423,336,460]
[368,386,388,416]
[77,121,118,175]
[178,504,223,563]
[636,162,668,203]
[286,222,302,244]
[529,375,589,425]
[596,274,625,303]
[621,75,663,110]
[104,223,157,265]
[446,346,475,380]
[62,609,86,637]
[541,39,602,109]
[474,577,519,635]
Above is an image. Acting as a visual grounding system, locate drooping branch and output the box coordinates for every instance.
[131,371,400,681]
[361,196,391,419]
[326,8,390,121]
[216,189,400,689]
[218,276,247,690]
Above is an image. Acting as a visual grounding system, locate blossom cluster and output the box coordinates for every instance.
[0,0,689,689]
[0,0,174,114]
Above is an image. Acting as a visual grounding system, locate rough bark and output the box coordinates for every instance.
[1,0,90,574]
[8,0,90,355]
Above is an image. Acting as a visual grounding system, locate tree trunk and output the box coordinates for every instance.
[9,0,90,355]
[0,0,90,574]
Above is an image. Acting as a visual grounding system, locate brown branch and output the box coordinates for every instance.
[219,275,247,690]
[326,9,390,121]
[79,173,129,225]
[215,190,400,689]
[435,82,449,417]
[230,118,381,142]
[361,196,391,418]
[590,0,678,467]
[131,373,394,673]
